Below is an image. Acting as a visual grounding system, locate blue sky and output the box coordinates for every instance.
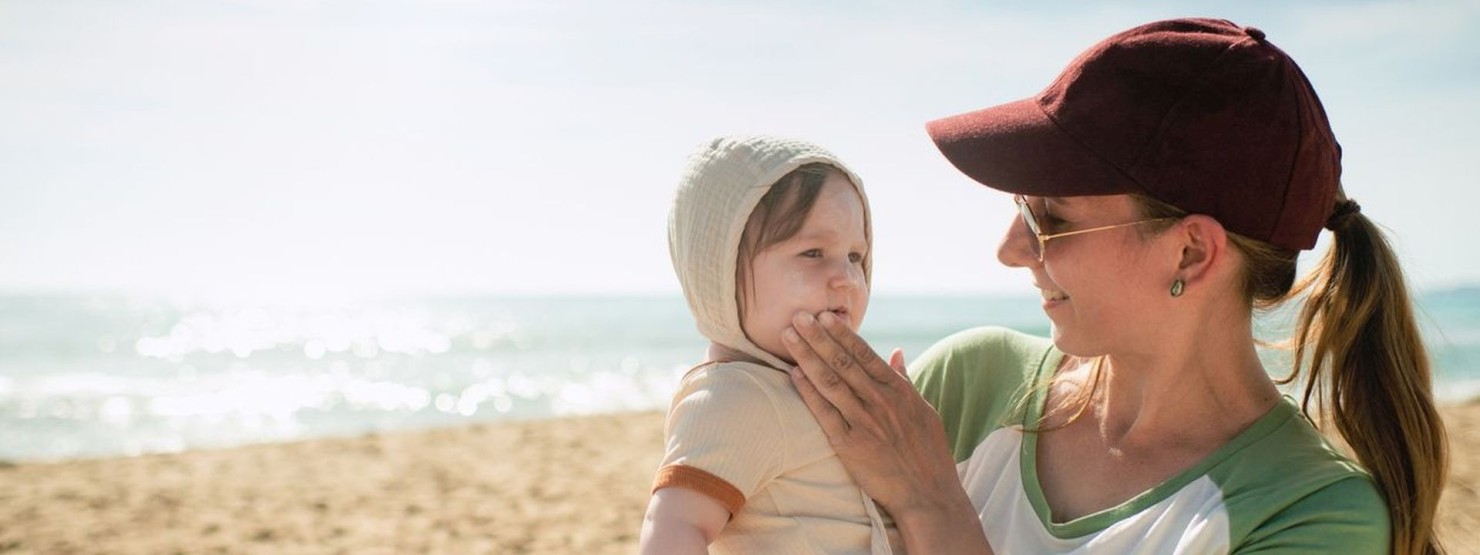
[2,0,1477,300]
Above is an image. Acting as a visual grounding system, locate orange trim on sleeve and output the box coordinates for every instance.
[652,464,746,516]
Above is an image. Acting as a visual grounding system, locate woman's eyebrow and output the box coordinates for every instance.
[1044,196,1076,207]
[1043,197,1081,215]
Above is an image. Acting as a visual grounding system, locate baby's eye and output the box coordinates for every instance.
[848,252,864,264]
[800,249,823,258]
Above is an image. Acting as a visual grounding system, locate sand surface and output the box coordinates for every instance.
[3,403,1477,554]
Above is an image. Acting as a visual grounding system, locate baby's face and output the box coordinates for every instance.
[741,172,869,363]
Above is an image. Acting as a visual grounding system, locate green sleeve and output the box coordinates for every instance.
[1233,476,1390,554]
[908,327,1057,463]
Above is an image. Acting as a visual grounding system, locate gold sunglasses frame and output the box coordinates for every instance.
[1014,195,1178,262]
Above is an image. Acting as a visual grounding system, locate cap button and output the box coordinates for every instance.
[1243,26,1266,41]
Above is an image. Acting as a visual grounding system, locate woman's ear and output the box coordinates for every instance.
[1174,215,1229,287]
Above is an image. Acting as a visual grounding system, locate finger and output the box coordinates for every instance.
[783,324,871,422]
[791,313,891,406]
[816,311,911,387]
[799,314,902,415]
[788,365,851,439]
[889,348,907,378]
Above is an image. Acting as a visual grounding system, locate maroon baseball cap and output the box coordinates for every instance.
[926,18,1340,251]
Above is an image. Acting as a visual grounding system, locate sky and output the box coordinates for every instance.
[2,0,1477,301]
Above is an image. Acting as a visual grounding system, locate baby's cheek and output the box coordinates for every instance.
[851,291,869,331]
[787,267,808,282]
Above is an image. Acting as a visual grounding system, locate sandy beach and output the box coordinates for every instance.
[2,403,1477,554]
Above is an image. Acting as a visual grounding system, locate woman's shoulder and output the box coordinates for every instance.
[1212,399,1391,552]
[908,327,1057,461]
[910,326,1055,385]
[911,325,1053,365]
[1215,398,1381,487]
[1225,468,1389,553]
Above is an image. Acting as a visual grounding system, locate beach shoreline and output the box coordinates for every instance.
[2,403,1477,554]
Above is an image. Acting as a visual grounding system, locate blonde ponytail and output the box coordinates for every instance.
[1284,211,1448,554]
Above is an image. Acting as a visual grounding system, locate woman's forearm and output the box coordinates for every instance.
[892,487,994,555]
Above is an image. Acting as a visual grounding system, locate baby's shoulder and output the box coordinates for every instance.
[681,360,789,386]
[672,361,793,411]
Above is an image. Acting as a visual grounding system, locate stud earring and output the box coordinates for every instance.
[1170,279,1185,297]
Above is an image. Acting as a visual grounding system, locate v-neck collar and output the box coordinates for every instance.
[1016,347,1297,539]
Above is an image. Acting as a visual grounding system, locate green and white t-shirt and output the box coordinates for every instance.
[910,327,1390,554]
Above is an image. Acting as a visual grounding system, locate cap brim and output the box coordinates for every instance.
[925,98,1142,197]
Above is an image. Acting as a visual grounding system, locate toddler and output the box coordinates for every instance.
[638,135,901,554]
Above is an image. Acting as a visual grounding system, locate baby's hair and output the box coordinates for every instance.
[734,163,843,306]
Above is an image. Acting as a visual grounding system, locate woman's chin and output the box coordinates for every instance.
[1048,324,1102,358]
[1049,323,1068,349]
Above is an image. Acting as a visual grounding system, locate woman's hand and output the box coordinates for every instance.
[782,311,991,553]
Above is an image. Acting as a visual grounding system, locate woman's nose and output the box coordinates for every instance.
[997,217,1037,269]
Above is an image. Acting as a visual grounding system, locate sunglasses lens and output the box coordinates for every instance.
[1018,202,1039,234]
[1016,197,1043,259]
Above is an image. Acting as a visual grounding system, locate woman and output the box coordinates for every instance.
[780,18,1447,554]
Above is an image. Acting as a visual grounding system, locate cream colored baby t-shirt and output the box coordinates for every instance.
[653,361,901,555]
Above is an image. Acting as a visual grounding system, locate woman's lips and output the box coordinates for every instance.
[1039,288,1069,302]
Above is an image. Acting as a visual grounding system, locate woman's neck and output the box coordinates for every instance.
[1090,313,1281,451]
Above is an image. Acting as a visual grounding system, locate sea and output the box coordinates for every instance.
[2,290,1477,462]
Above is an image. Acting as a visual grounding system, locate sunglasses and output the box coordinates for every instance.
[1014,195,1177,262]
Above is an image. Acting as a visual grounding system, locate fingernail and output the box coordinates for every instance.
[818,311,837,325]
[783,328,800,343]
[794,312,815,326]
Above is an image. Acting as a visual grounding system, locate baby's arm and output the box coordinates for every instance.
[638,487,730,555]
[642,364,779,553]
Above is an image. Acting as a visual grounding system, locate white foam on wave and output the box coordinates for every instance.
[1438,378,1480,404]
